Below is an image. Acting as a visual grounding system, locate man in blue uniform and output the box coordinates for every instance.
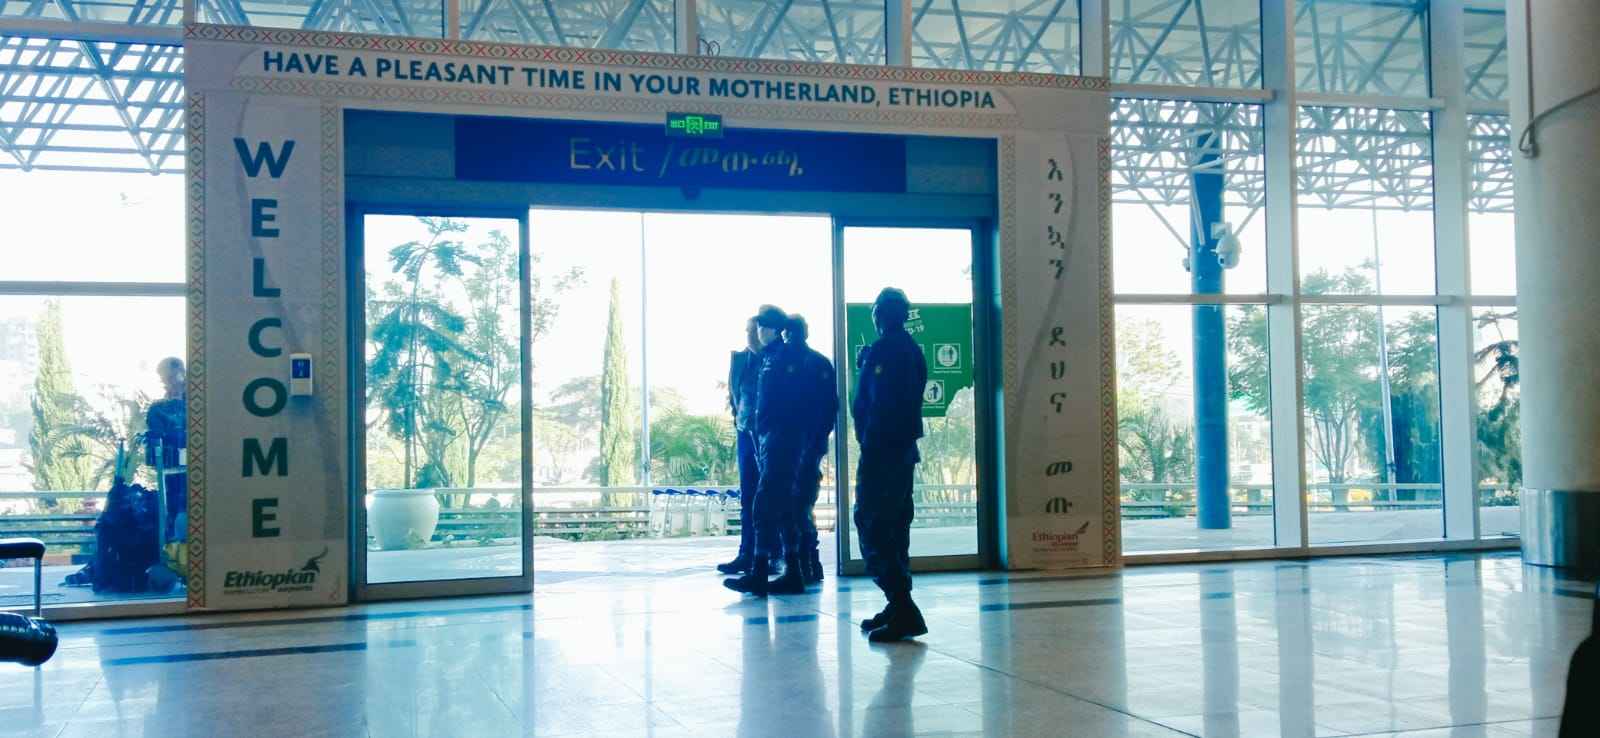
[853,288,929,641]
[718,315,765,575]
[726,306,807,596]
[783,315,837,585]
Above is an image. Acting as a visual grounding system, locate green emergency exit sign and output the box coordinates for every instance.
[665,112,724,138]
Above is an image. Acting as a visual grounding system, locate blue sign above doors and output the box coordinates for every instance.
[454,116,907,193]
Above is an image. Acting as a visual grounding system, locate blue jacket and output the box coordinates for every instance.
[728,348,760,432]
[754,340,805,440]
[851,328,926,453]
[787,338,838,447]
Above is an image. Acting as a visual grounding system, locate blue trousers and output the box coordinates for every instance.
[735,429,759,560]
[754,432,802,560]
[792,442,827,560]
[852,446,917,597]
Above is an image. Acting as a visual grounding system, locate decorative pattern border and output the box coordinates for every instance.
[186,23,1109,93]
[236,77,1023,130]
[1096,136,1120,567]
[320,102,345,566]
[185,92,207,609]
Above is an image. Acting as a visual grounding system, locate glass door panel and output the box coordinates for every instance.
[839,226,981,566]
[360,213,529,586]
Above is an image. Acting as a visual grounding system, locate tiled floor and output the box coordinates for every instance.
[0,551,1587,737]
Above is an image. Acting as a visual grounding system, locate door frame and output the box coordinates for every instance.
[830,217,1001,577]
[348,203,535,602]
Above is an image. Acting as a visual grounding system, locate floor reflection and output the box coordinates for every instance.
[0,551,1584,738]
[862,642,925,738]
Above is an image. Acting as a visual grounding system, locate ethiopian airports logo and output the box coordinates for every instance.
[1031,521,1091,552]
[223,547,327,595]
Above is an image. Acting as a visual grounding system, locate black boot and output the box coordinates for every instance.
[868,595,928,643]
[716,554,751,575]
[859,605,891,632]
[768,552,806,595]
[804,551,824,584]
[723,557,770,597]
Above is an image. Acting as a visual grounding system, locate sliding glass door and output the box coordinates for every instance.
[835,223,989,574]
[353,211,533,599]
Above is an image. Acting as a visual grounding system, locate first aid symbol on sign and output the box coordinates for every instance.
[934,342,961,369]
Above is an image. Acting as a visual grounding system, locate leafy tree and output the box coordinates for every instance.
[1230,268,1446,510]
[27,301,96,504]
[534,375,604,486]
[1370,311,1442,496]
[1117,317,1185,397]
[452,228,517,489]
[367,218,477,489]
[1474,310,1521,490]
[917,390,976,489]
[1231,270,1376,509]
[597,278,638,497]
[1114,316,1196,504]
[1118,404,1196,490]
[369,219,584,496]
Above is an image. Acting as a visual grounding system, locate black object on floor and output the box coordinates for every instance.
[0,538,45,616]
[0,613,58,666]
[1559,581,1600,738]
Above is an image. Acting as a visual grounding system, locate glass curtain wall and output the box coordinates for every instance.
[460,0,676,51]
[1295,105,1443,545]
[1110,0,1263,87]
[1464,2,1519,537]
[1108,0,1519,553]
[1111,99,1272,553]
[911,0,1082,74]
[697,0,887,63]
[0,37,188,608]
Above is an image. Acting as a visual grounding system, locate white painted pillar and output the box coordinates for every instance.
[1431,0,1480,541]
[1507,0,1600,567]
[1261,0,1308,549]
[884,0,912,66]
[677,0,699,55]
[1079,0,1108,78]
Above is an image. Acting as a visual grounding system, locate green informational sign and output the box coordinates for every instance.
[846,303,974,417]
[665,112,724,138]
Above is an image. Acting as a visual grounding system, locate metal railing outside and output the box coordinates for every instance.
[0,481,1524,557]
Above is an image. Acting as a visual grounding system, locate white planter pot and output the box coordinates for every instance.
[368,489,440,550]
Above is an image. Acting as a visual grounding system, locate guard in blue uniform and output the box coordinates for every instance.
[726,306,808,596]
[718,316,765,575]
[853,288,929,641]
[783,315,837,585]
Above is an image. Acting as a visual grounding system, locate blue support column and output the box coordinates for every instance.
[1190,129,1231,530]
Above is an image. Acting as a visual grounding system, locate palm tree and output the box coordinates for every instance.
[650,411,737,485]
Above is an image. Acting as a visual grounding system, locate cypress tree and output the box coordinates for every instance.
[597,278,637,499]
[28,300,95,499]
